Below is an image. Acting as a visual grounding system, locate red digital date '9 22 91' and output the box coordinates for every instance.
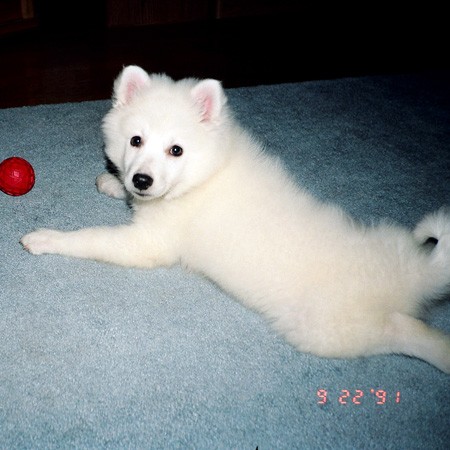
[317,389,401,405]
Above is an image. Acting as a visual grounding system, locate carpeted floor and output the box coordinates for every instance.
[1,71,449,449]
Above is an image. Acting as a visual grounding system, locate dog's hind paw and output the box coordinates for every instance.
[96,172,126,199]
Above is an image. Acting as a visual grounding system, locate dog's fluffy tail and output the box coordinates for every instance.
[414,207,450,244]
[414,207,450,295]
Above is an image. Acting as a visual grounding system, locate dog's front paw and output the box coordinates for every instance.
[20,229,64,255]
[96,173,126,199]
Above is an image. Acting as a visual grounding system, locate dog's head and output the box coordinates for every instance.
[102,65,230,201]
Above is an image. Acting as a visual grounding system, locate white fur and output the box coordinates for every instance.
[21,66,450,373]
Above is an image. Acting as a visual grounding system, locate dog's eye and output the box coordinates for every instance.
[130,136,142,147]
[170,145,183,157]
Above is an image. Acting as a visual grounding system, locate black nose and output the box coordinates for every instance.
[132,173,153,190]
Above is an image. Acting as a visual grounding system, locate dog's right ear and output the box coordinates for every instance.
[112,65,150,107]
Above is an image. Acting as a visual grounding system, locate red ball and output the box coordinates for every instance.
[0,157,35,196]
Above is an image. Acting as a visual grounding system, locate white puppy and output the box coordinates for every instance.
[21,65,450,373]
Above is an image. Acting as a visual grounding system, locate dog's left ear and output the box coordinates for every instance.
[113,65,151,107]
[191,79,227,123]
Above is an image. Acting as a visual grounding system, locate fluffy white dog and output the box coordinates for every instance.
[21,65,450,373]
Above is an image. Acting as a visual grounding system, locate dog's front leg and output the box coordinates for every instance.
[20,225,173,268]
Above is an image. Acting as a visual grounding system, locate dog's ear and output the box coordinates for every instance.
[112,65,150,107]
[191,79,227,123]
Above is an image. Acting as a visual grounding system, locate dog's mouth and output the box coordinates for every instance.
[130,187,170,200]
[130,190,155,200]
[135,191,151,197]
[126,174,172,200]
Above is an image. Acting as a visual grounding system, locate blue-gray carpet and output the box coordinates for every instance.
[1,72,449,449]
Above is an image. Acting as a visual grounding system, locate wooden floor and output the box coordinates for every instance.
[0,12,448,109]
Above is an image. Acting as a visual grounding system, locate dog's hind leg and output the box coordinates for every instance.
[383,312,450,373]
